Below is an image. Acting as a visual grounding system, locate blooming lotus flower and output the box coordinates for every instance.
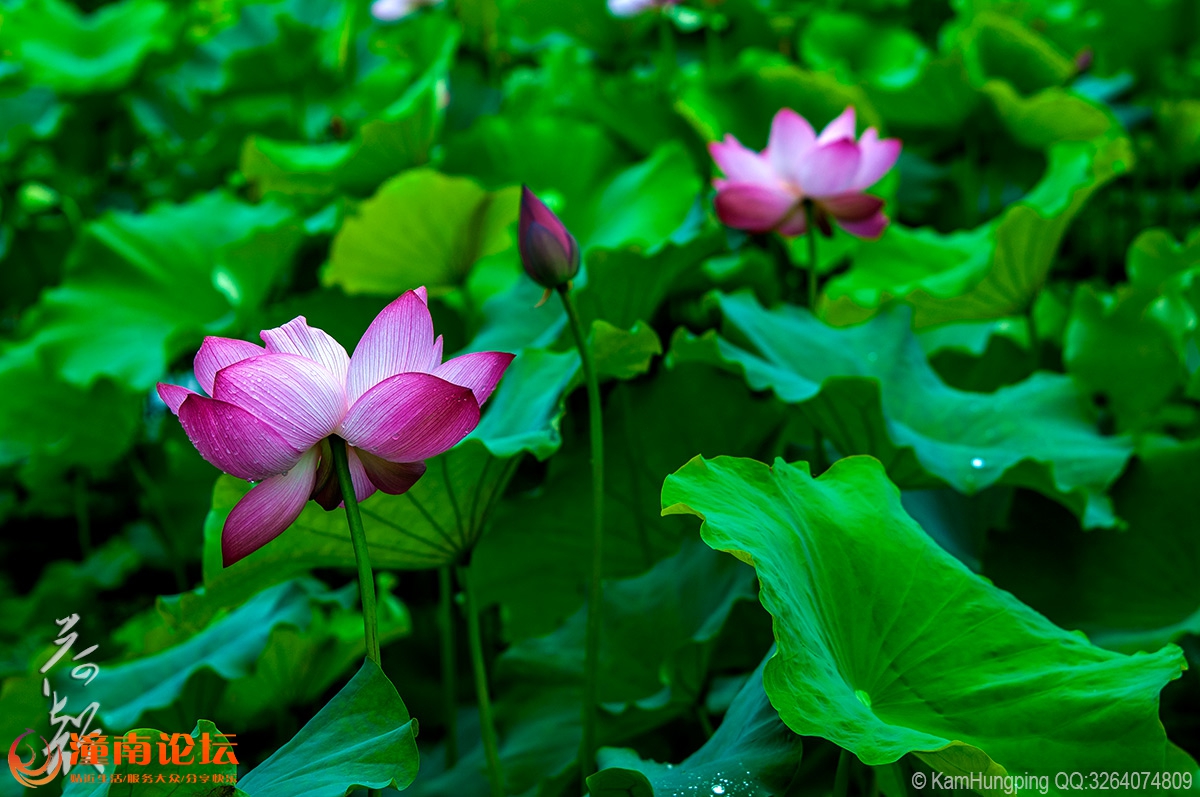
[609,0,678,17]
[371,0,440,22]
[518,186,580,291]
[157,288,514,566]
[709,106,901,239]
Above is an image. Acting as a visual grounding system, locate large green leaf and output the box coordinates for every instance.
[588,651,803,797]
[0,347,141,496]
[0,0,176,94]
[324,169,520,296]
[0,85,63,160]
[1063,228,1200,430]
[236,660,419,796]
[988,436,1200,654]
[409,538,756,796]
[473,362,784,641]
[662,455,1195,786]
[671,292,1132,527]
[823,132,1132,328]
[9,192,302,390]
[799,11,930,91]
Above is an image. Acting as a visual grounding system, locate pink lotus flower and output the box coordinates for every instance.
[709,107,901,239]
[157,288,514,566]
[371,0,440,21]
[609,0,678,17]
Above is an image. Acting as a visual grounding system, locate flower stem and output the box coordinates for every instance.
[557,285,605,785]
[457,565,504,797]
[439,565,460,769]
[833,749,852,797]
[330,436,381,667]
[330,435,381,797]
[799,205,828,477]
[658,10,676,86]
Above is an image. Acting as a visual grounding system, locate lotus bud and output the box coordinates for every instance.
[519,186,580,293]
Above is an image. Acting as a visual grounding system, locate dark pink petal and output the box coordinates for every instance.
[709,136,776,184]
[345,447,378,504]
[766,109,816,184]
[222,447,319,566]
[837,211,890,240]
[157,383,196,416]
[713,182,798,233]
[520,186,575,255]
[178,394,304,481]
[796,140,862,198]
[356,448,427,495]
[261,317,351,387]
[433,351,515,405]
[346,291,439,404]
[820,193,885,222]
[851,128,901,191]
[340,372,480,463]
[195,337,265,395]
[212,353,347,451]
[817,106,857,144]
[776,206,809,237]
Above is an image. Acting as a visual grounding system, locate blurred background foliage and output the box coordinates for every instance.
[1,0,1200,793]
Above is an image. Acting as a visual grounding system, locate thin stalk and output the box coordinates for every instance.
[658,10,676,86]
[799,205,828,476]
[336,0,361,81]
[458,565,504,797]
[704,23,722,72]
[330,436,381,666]
[558,284,605,785]
[439,566,460,769]
[330,435,381,797]
[833,749,852,797]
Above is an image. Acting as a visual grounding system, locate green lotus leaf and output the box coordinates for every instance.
[984,82,1114,149]
[588,652,803,796]
[989,436,1200,654]
[800,11,930,90]
[0,0,176,94]
[661,454,1195,786]
[0,85,63,160]
[7,192,303,391]
[474,362,783,641]
[670,292,1131,527]
[235,660,419,796]
[954,11,1076,94]
[823,131,1132,328]
[324,169,520,296]
[678,50,883,148]
[409,538,756,796]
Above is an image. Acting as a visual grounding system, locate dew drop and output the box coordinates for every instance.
[712,786,726,795]
[866,351,878,363]
[854,688,872,708]
[970,457,985,469]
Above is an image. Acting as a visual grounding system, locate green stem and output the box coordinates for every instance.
[558,285,605,785]
[336,0,361,81]
[330,436,381,666]
[439,566,460,769]
[799,205,828,477]
[658,10,676,86]
[833,749,852,797]
[330,436,381,797]
[458,565,504,797]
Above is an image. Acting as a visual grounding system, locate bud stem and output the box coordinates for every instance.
[558,284,606,788]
